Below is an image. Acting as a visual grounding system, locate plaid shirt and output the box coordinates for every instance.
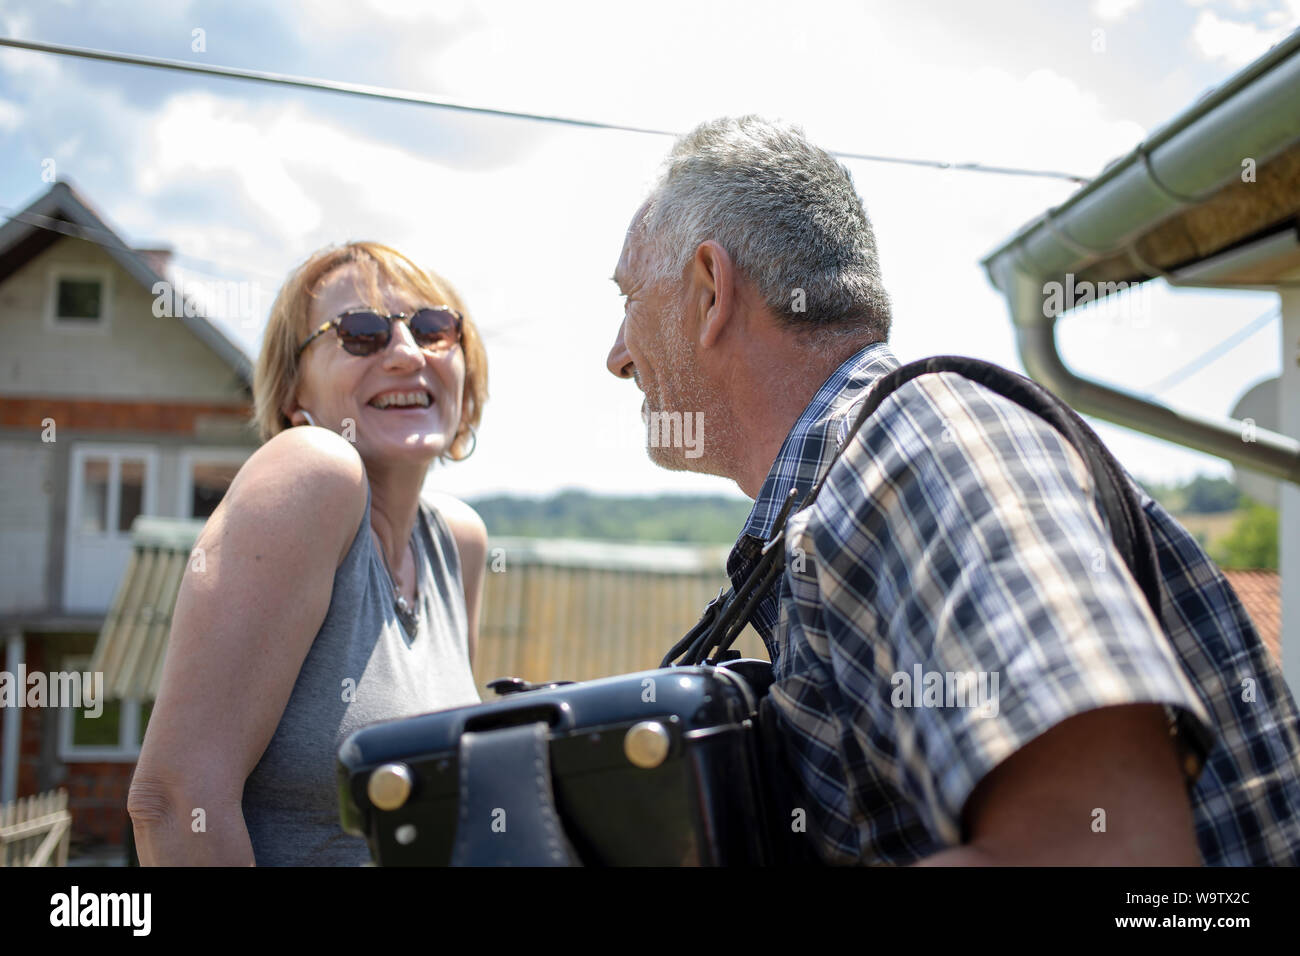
[729,341,1300,865]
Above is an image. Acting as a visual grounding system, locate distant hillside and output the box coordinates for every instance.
[469,490,751,545]
[1138,475,1277,569]
[470,474,1276,568]
[1138,474,1242,514]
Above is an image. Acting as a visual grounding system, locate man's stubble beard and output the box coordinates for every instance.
[644,316,740,481]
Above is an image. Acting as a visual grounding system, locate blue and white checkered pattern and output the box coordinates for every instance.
[728,342,1300,865]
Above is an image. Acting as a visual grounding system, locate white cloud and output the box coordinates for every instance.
[1093,0,1143,21]
[1264,0,1300,23]
[1189,9,1293,65]
[139,93,325,238]
[0,95,21,131]
[0,11,60,82]
[285,0,472,51]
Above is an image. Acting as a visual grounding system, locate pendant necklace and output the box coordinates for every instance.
[378,534,419,634]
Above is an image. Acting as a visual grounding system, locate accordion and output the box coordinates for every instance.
[335,658,816,865]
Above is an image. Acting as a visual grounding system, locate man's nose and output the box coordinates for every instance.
[606,319,633,379]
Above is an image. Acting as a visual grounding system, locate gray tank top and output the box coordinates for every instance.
[241,483,481,866]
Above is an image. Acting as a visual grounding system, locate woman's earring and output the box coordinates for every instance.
[299,410,318,427]
[453,424,477,460]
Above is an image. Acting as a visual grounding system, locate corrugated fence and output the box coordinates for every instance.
[476,537,766,693]
[91,523,766,701]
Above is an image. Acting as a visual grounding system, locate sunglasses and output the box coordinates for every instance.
[296,307,464,359]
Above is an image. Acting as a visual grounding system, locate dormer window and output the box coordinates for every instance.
[47,266,112,329]
[57,278,102,320]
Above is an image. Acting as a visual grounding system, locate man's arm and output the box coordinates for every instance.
[915,703,1201,865]
[791,370,1214,865]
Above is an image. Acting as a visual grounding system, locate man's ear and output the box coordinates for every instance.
[690,240,734,349]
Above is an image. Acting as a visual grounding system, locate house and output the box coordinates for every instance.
[981,28,1300,696]
[0,180,258,858]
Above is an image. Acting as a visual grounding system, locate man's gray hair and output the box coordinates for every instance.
[641,116,891,340]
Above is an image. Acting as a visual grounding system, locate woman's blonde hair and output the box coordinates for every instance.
[251,241,487,459]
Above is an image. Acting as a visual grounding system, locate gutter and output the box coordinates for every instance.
[981,28,1300,486]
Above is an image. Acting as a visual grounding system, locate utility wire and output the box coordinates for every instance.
[0,206,285,281]
[0,36,1092,184]
[1,206,550,343]
[1141,306,1280,396]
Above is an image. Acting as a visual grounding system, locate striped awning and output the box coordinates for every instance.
[89,517,205,701]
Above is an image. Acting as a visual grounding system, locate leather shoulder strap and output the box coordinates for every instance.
[671,355,1166,666]
[842,356,1164,624]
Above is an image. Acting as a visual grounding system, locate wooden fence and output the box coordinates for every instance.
[474,537,766,696]
[0,789,72,867]
[88,527,769,702]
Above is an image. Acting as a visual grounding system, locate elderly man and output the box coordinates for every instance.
[606,116,1300,866]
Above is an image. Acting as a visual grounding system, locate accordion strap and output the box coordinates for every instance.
[669,355,1164,666]
[450,721,580,866]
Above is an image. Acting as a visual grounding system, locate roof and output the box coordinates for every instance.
[981,27,1300,291]
[1221,569,1282,664]
[977,29,1300,487]
[0,180,253,386]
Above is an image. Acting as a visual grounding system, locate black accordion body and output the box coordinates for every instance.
[336,659,812,865]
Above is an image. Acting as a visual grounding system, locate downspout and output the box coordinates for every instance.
[982,28,1300,485]
[2,632,23,803]
[996,265,1300,484]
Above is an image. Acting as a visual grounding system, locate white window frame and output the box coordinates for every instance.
[66,443,160,539]
[63,443,160,612]
[176,446,250,518]
[56,655,145,762]
[45,265,114,332]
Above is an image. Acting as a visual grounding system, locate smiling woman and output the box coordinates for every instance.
[253,242,487,455]
[127,242,491,866]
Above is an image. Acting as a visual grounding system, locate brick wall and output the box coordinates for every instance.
[0,396,251,435]
[62,761,134,850]
[15,638,46,799]
[11,637,136,851]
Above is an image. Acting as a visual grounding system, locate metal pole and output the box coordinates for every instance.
[1279,289,1300,697]
[2,632,24,803]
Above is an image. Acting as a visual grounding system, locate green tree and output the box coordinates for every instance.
[470,491,752,544]
[1181,475,1242,514]
[1211,500,1279,569]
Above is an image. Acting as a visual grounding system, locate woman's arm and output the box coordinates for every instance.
[425,494,488,668]
[127,426,368,865]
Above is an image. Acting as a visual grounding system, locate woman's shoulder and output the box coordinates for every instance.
[420,491,487,569]
[421,491,485,534]
[230,426,369,569]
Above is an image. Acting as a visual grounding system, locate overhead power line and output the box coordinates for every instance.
[1142,306,1280,396]
[0,206,555,343]
[0,206,285,281]
[0,36,1092,184]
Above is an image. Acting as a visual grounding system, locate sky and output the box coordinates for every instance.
[0,0,1295,502]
